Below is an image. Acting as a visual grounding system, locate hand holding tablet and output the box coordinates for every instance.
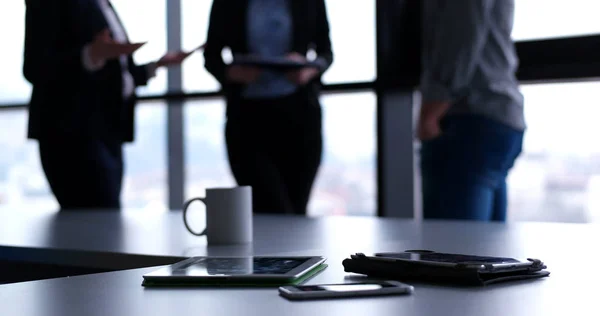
[231,54,320,71]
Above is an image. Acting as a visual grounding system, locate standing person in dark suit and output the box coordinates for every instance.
[204,0,333,215]
[23,0,193,210]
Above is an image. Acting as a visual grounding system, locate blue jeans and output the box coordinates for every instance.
[420,115,524,221]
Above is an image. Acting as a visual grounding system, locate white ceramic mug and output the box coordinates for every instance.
[183,186,253,245]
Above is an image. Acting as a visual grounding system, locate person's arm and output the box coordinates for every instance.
[203,0,228,85]
[420,0,495,104]
[128,61,156,87]
[286,0,334,85]
[129,46,202,87]
[24,0,144,86]
[81,44,107,72]
[23,0,86,85]
[312,0,333,74]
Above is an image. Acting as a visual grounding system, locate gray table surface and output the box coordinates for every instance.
[0,209,598,316]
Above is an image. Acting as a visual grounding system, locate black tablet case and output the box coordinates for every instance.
[231,56,320,71]
[342,253,550,286]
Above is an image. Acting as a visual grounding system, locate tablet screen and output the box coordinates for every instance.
[170,257,311,276]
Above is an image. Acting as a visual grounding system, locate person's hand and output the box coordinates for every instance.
[286,52,307,63]
[226,65,262,84]
[417,115,442,141]
[417,101,451,141]
[155,44,205,68]
[287,67,319,85]
[285,52,319,85]
[156,51,193,68]
[88,29,146,64]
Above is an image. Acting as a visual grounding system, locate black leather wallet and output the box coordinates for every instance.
[342,252,550,286]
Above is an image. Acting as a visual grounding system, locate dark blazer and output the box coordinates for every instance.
[204,0,334,116]
[23,0,151,143]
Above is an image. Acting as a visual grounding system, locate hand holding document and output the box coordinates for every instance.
[89,29,146,64]
[156,43,206,68]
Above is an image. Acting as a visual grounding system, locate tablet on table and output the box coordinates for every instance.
[142,256,327,287]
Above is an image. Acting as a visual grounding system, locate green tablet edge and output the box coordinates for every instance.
[141,263,328,288]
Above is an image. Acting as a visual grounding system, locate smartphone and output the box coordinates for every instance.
[373,250,538,273]
[278,281,414,300]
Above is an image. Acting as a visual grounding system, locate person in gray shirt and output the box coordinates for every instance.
[418,0,524,221]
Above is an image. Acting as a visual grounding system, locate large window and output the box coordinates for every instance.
[122,103,168,210]
[0,1,30,104]
[0,2,168,211]
[311,92,376,216]
[0,110,55,210]
[507,82,600,223]
[181,0,221,93]
[321,0,376,84]
[0,1,167,104]
[180,0,376,93]
[5,0,600,223]
[184,92,376,217]
[183,98,235,200]
[111,0,167,96]
[0,103,167,211]
[179,0,377,216]
[413,82,600,224]
[110,0,169,211]
[513,0,600,41]
[508,0,600,223]
[0,1,377,216]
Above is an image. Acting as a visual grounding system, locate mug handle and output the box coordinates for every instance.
[183,198,207,236]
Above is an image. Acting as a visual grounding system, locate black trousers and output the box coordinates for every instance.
[225,92,323,215]
[38,138,123,210]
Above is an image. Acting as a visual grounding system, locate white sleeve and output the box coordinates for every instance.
[81,44,106,72]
